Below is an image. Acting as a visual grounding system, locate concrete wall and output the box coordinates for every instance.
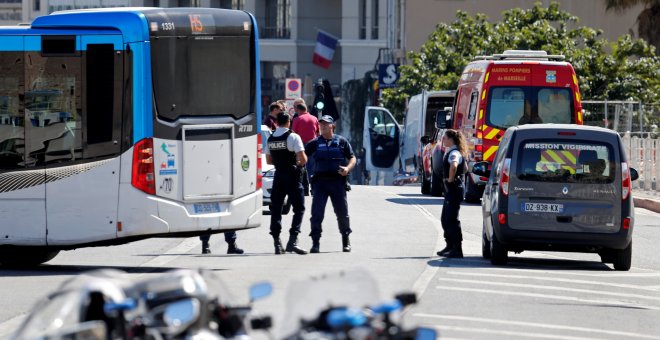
[406,0,645,54]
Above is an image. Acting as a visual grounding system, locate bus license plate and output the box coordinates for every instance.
[522,203,564,213]
[193,203,221,214]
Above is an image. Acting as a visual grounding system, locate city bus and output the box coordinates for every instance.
[0,7,263,266]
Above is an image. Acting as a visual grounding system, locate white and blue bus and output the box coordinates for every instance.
[0,8,263,266]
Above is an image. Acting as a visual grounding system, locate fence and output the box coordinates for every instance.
[582,100,659,194]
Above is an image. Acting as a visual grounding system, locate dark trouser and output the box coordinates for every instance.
[199,231,236,244]
[441,181,464,244]
[310,178,351,239]
[270,168,305,238]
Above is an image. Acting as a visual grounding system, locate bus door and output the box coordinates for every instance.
[0,36,47,246]
[362,106,401,185]
[44,35,124,244]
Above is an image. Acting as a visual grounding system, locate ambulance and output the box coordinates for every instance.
[437,50,584,202]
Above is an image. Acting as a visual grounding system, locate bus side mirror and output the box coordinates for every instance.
[420,136,430,145]
[436,110,450,128]
[472,161,490,178]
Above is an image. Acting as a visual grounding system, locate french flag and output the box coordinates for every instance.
[312,30,338,69]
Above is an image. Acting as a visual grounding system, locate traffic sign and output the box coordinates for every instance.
[378,64,399,88]
[285,78,302,99]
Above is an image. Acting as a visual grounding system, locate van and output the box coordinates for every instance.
[439,50,584,202]
[399,90,455,194]
[473,124,639,270]
[362,106,402,185]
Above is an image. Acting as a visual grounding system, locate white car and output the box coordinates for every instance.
[261,125,291,215]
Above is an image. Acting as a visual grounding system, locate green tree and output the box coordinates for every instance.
[383,2,660,120]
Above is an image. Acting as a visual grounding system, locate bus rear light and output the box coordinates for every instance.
[621,162,631,200]
[498,213,507,225]
[117,221,122,232]
[501,158,511,196]
[622,217,631,230]
[257,134,263,190]
[132,138,155,195]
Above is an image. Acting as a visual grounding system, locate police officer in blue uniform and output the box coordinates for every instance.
[305,115,356,253]
[200,232,243,254]
[266,112,308,255]
[437,129,468,258]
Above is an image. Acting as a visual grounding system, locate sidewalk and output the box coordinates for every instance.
[633,190,660,214]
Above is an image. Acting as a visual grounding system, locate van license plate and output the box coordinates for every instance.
[193,203,221,214]
[522,203,564,213]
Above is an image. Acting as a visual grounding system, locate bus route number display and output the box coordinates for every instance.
[189,14,216,35]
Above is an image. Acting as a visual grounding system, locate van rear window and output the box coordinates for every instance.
[517,140,614,183]
[488,87,573,129]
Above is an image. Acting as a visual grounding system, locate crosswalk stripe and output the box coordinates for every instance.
[413,313,660,339]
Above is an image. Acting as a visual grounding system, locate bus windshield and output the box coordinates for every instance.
[151,35,253,121]
[487,87,573,129]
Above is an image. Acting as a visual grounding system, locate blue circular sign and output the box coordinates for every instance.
[288,80,300,92]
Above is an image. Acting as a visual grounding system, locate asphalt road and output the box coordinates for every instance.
[1,185,659,339]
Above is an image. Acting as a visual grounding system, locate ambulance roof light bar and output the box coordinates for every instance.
[472,50,565,61]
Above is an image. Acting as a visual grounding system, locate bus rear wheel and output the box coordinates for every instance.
[0,247,60,267]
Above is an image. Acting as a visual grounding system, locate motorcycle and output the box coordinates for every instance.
[279,269,437,340]
[11,269,272,340]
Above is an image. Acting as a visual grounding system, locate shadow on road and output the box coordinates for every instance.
[386,197,443,206]
[0,264,183,277]
[426,256,613,271]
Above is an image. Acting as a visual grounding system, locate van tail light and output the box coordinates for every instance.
[498,213,507,225]
[132,138,155,195]
[501,158,511,196]
[621,162,631,200]
[622,217,631,230]
[257,134,263,190]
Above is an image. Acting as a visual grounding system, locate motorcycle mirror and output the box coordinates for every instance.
[163,298,200,334]
[249,282,273,302]
[395,292,417,307]
[415,327,438,340]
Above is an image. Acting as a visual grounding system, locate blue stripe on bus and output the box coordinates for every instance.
[0,36,23,51]
[129,41,153,142]
[81,35,123,50]
[25,36,41,51]
[31,11,150,43]
[250,12,262,128]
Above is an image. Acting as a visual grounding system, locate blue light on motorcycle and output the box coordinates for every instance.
[370,299,402,314]
[327,307,367,328]
[104,298,137,313]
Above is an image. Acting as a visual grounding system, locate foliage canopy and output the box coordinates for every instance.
[382,2,660,122]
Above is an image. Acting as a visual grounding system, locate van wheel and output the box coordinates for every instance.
[430,170,443,197]
[421,172,431,195]
[490,232,508,265]
[0,247,60,267]
[482,226,491,259]
[612,242,632,271]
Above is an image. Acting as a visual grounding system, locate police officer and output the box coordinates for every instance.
[305,115,356,253]
[200,232,243,254]
[437,129,468,258]
[266,112,308,255]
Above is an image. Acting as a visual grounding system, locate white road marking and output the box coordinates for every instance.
[474,266,660,278]
[437,277,660,302]
[0,314,27,338]
[434,285,660,311]
[414,313,660,339]
[427,325,596,340]
[446,271,660,292]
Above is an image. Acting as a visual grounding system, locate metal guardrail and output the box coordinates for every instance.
[622,133,658,193]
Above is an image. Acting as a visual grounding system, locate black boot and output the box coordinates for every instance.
[445,243,464,258]
[227,242,244,254]
[342,235,351,252]
[436,243,453,257]
[274,238,284,255]
[286,235,308,255]
[201,241,211,254]
[310,239,320,253]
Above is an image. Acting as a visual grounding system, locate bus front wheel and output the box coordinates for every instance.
[0,247,60,267]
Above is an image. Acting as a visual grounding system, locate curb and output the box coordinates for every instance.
[633,197,660,214]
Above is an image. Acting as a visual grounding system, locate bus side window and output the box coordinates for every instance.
[0,51,24,170]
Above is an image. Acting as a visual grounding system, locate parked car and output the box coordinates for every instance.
[473,124,639,270]
[261,125,291,215]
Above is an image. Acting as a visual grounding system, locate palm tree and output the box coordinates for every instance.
[604,0,660,51]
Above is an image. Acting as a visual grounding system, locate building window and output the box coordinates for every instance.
[359,0,366,39]
[371,0,379,39]
[220,0,243,9]
[34,0,40,11]
[263,0,290,39]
